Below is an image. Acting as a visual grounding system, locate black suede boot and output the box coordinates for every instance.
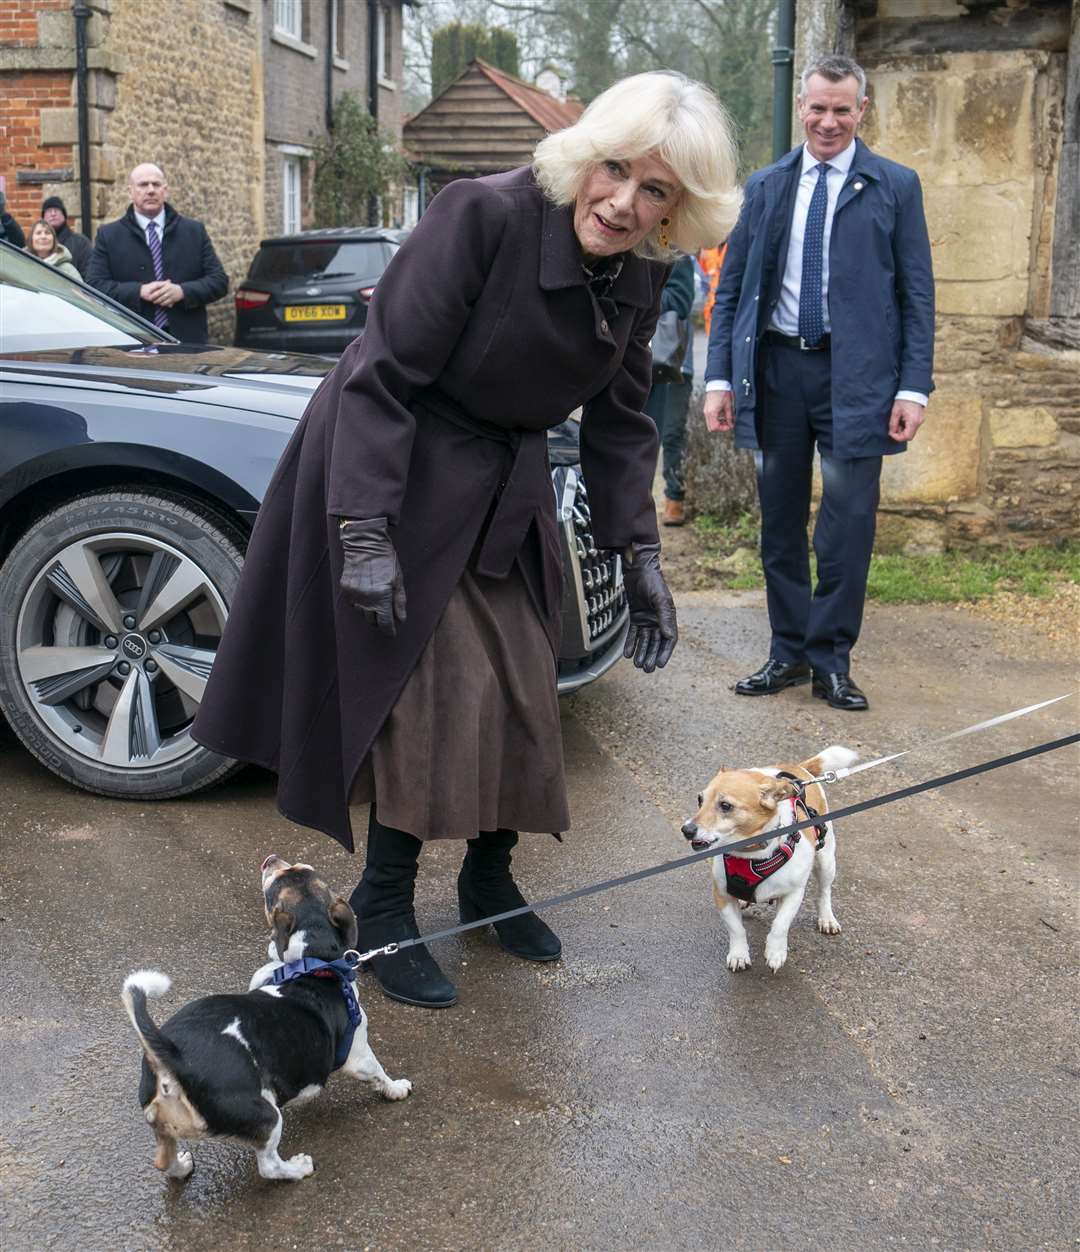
[458,829,561,961]
[350,809,457,1008]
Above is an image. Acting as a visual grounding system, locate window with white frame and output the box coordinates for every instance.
[402,186,419,229]
[377,4,393,84]
[283,155,302,234]
[273,0,302,40]
[331,0,344,58]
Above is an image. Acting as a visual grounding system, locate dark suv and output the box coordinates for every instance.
[233,226,406,355]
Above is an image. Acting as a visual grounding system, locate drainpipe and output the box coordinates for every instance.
[325,0,335,131]
[771,0,795,160]
[72,0,92,236]
[366,0,379,225]
[367,0,379,123]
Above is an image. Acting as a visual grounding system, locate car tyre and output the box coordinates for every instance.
[0,490,245,800]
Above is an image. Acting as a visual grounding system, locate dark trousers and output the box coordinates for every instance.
[644,375,692,501]
[757,342,882,674]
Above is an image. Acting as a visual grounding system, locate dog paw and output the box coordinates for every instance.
[726,949,751,972]
[817,914,842,935]
[282,1153,314,1181]
[166,1150,194,1180]
[383,1077,412,1101]
[765,943,788,973]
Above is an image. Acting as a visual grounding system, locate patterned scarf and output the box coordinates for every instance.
[581,254,624,324]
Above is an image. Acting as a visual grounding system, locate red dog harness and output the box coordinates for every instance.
[723,826,802,902]
[722,786,829,903]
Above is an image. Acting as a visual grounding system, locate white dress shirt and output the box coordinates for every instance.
[708,140,928,408]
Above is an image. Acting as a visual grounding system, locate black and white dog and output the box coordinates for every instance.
[122,855,411,1182]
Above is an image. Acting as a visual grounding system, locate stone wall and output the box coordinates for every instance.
[859,47,1079,549]
[784,1,1078,549]
[98,0,264,342]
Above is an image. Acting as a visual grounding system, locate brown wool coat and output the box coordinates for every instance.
[191,166,667,851]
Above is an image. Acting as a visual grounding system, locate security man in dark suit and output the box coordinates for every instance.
[704,55,934,711]
[87,163,228,343]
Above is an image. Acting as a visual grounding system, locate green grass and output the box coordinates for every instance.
[866,545,1080,604]
[689,513,1080,603]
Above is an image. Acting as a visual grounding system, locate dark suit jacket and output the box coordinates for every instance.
[87,203,228,342]
[706,139,935,458]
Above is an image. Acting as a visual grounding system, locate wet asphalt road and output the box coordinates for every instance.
[1,589,1077,1252]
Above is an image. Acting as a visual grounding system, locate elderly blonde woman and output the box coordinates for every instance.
[26,219,82,280]
[194,71,740,1009]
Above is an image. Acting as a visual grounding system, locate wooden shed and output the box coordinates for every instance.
[403,58,583,195]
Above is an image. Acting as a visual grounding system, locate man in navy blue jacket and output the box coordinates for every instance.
[704,55,934,711]
[87,163,228,343]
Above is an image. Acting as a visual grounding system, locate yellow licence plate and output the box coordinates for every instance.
[284,304,347,322]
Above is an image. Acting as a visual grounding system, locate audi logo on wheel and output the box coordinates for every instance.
[121,635,147,660]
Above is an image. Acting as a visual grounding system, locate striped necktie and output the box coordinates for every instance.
[145,220,170,330]
[798,162,830,347]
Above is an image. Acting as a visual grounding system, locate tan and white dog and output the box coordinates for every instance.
[681,746,857,973]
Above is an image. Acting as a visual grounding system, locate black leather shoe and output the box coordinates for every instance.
[458,830,562,962]
[734,658,811,696]
[812,671,869,711]
[357,913,458,1008]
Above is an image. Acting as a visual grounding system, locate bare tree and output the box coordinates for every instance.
[405,0,777,170]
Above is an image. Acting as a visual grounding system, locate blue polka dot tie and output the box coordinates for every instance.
[798,162,830,347]
[146,220,170,330]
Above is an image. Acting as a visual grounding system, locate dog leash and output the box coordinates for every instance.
[351,729,1080,963]
[809,690,1077,784]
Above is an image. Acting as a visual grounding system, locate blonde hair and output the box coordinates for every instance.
[533,71,741,260]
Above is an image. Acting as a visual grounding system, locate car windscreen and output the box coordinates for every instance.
[247,240,396,284]
[0,245,162,351]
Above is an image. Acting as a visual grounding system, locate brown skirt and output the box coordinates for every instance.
[350,563,569,839]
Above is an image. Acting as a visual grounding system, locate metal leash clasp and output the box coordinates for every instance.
[347,943,399,965]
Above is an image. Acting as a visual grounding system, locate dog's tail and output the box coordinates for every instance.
[122,970,182,1074]
[803,745,859,777]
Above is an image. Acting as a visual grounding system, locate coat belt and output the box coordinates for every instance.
[414,390,552,580]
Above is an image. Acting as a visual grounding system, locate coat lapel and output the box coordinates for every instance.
[538,194,655,310]
[763,146,803,305]
[834,138,883,217]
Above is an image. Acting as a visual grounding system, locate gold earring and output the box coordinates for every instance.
[658,217,671,248]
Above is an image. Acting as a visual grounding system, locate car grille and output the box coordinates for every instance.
[552,466,627,657]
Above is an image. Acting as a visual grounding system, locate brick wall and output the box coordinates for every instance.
[0,0,68,47]
[0,0,78,232]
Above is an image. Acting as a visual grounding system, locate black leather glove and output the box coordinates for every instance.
[621,540,677,672]
[338,517,406,636]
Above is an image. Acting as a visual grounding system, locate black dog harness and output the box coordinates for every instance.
[722,778,830,903]
[776,771,829,850]
[266,954,363,1070]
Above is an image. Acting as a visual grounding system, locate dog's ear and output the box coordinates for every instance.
[330,895,358,951]
[759,778,796,809]
[270,906,295,960]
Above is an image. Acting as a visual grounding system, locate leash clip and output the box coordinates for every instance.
[354,941,399,963]
[818,770,838,784]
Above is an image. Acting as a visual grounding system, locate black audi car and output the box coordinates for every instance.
[232,226,407,356]
[0,242,627,803]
